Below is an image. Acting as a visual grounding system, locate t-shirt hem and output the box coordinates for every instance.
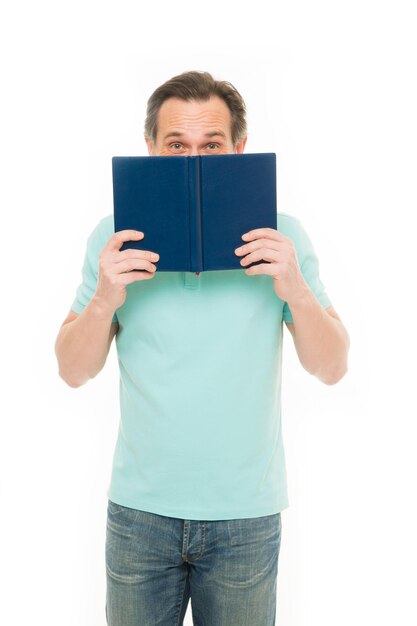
[106,492,289,521]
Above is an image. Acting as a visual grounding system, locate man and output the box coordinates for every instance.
[55,71,349,626]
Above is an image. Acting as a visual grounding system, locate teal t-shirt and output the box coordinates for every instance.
[71,212,332,520]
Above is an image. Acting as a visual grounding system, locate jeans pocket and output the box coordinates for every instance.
[106,500,139,535]
[228,512,281,547]
[107,500,126,516]
[106,501,140,582]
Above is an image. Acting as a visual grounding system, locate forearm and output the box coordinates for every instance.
[287,286,350,385]
[55,297,116,388]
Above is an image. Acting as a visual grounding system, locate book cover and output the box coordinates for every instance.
[112,152,277,272]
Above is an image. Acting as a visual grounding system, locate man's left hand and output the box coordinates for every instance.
[235,227,308,304]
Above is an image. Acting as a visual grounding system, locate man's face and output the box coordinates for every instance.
[146,96,247,157]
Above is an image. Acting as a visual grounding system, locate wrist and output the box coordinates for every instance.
[88,295,116,322]
[285,281,314,312]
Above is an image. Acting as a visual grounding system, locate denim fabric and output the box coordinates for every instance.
[105,499,282,626]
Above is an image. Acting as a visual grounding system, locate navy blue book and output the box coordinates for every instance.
[112,153,277,272]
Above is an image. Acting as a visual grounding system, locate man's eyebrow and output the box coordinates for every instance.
[204,131,227,139]
[163,131,184,140]
[162,131,227,141]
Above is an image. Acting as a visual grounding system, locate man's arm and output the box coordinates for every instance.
[54,305,119,388]
[55,229,160,388]
[285,300,350,385]
[234,224,349,385]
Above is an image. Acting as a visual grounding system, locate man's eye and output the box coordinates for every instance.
[170,143,183,150]
[207,143,219,150]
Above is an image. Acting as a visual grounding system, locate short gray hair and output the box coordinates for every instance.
[144,70,247,146]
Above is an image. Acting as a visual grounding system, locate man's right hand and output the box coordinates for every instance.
[93,230,159,316]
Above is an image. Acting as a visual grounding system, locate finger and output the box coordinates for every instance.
[241,228,289,243]
[121,270,156,284]
[115,248,159,263]
[235,238,283,256]
[103,230,144,252]
[115,258,157,274]
[239,248,280,266]
[244,262,279,276]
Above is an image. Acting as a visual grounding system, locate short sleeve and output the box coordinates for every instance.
[70,215,118,324]
[278,214,332,323]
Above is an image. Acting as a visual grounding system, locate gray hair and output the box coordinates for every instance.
[144,70,247,146]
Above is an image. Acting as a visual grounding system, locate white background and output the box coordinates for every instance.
[1,1,416,624]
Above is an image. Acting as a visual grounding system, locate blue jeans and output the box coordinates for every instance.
[105,499,282,625]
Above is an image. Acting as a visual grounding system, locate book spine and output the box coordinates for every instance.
[188,156,204,272]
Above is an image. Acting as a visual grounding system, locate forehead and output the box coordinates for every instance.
[156,96,232,138]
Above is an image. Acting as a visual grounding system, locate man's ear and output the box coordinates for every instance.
[234,136,247,154]
[145,136,155,156]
